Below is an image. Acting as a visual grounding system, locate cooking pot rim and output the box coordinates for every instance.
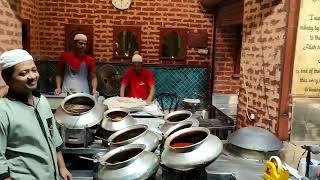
[108,124,148,144]
[99,144,146,166]
[104,108,131,121]
[61,93,96,115]
[164,110,193,124]
[163,121,193,138]
[165,127,210,150]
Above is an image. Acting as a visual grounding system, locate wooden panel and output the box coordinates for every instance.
[199,0,223,9]
[188,30,208,48]
[65,24,94,55]
[159,28,188,61]
[113,26,141,59]
[22,19,30,52]
[216,0,243,26]
[278,0,300,140]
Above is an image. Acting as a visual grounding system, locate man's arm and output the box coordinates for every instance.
[57,151,72,180]
[146,70,155,104]
[90,73,98,97]
[146,85,155,104]
[120,69,130,97]
[88,58,98,96]
[120,83,126,97]
[55,55,65,95]
[55,74,63,95]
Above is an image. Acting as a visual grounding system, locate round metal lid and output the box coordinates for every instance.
[228,126,283,152]
[54,93,104,129]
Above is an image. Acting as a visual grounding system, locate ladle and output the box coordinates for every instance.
[79,156,106,165]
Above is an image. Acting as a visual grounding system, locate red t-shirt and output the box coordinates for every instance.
[58,52,96,73]
[121,67,155,100]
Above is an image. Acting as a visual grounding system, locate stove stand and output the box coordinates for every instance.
[159,165,207,180]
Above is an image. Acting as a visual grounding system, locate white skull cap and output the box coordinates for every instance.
[132,54,143,63]
[0,49,33,70]
[74,34,87,41]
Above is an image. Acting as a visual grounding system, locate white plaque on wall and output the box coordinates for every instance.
[292,0,320,96]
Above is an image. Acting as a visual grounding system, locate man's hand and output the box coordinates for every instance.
[54,88,62,96]
[59,167,72,180]
[145,98,153,104]
[92,89,99,97]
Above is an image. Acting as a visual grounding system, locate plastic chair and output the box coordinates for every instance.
[156,93,179,113]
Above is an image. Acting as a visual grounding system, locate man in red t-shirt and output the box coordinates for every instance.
[54,34,98,96]
[120,54,155,104]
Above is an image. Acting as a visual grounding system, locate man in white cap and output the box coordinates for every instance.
[0,49,72,180]
[120,52,155,103]
[55,33,98,96]
[0,62,8,97]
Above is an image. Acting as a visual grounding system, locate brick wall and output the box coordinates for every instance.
[213,25,241,93]
[0,0,22,52]
[32,0,213,66]
[237,0,287,133]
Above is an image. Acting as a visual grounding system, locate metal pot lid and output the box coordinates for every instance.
[228,126,283,152]
[54,93,104,129]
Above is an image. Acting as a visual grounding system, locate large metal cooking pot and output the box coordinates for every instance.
[160,110,199,136]
[97,144,159,180]
[161,127,223,171]
[228,126,283,152]
[101,108,137,132]
[54,93,104,129]
[225,126,283,160]
[107,124,160,152]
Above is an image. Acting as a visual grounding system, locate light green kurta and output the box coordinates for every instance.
[0,93,62,179]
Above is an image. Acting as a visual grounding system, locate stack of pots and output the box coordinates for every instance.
[161,127,223,171]
[96,108,223,178]
[97,109,161,179]
[158,110,223,171]
[160,110,199,138]
[101,108,138,132]
[107,124,160,152]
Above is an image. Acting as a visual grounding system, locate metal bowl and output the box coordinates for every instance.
[54,93,104,129]
[108,124,160,152]
[97,144,159,180]
[227,126,283,152]
[161,127,223,171]
[101,108,137,132]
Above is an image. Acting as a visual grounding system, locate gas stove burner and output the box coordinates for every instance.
[61,125,102,148]
[160,165,207,180]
